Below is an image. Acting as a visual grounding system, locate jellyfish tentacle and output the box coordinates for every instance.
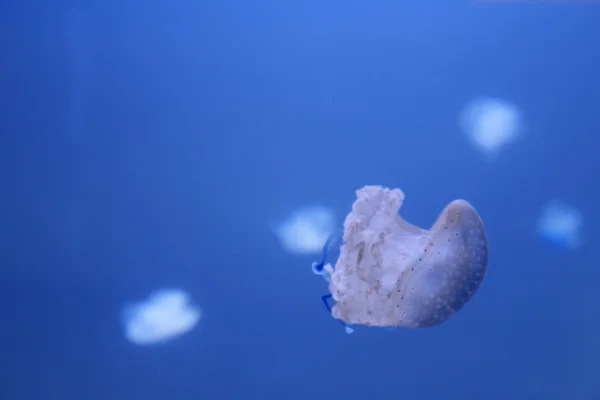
[321,293,353,334]
[313,231,342,280]
[313,231,353,333]
[321,293,333,313]
[312,231,339,274]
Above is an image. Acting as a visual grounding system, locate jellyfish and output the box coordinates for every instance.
[459,97,523,158]
[537,200,582,250]
[273,205,335,255]
[122,289,201,345]
[312,185,489,332]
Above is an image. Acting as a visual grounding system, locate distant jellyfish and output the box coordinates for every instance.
[273,205,335,255]
[460,97,523,158]
[312,185,489,332]
[122,289,201,345]
[537,200,583,250]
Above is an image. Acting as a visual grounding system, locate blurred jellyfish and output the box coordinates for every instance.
[312,185,489,332]
[273,205,335,255]
[537,200,583,250]
[460,97,523,158]
[123,289,201,345]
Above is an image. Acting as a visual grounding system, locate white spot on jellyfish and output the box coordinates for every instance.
[537,200,583,250]
[274,205,335,254]
[123,289,201,345]
[459,97,523,158]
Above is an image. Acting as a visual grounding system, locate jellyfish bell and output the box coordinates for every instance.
[122,289,201,345]
[537,200,582,251]
[460,97,523,159]
[314,185,489,331]
[272,205,336,255]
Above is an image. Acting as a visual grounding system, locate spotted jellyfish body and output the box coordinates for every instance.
[325,186,489,329]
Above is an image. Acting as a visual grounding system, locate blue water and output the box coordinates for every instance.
[1,1,599,399]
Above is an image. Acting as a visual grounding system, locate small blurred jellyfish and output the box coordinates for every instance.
[537,200,583,250]
[122,289,201,345]
[273,205,335,254]
[460,97,523,158]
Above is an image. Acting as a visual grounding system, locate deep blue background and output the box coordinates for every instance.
[1,1,599,399]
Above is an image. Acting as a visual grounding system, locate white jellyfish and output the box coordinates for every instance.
[273,205,335,255]
[312,185,489,333]
[537,200,583,250]
[122,289,201,345]
[459,97,523,158]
